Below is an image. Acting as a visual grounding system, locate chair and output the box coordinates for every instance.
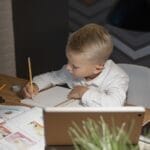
[118,63,150,108]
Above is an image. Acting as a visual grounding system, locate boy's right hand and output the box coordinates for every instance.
[22,82,39,98]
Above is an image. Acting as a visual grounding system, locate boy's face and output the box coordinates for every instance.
[66,51,103,79]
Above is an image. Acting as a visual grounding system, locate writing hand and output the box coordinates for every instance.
[22,82,39,99]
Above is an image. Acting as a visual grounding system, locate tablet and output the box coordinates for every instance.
[43,107,145,146]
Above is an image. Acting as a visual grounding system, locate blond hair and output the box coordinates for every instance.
[66,23,113,64]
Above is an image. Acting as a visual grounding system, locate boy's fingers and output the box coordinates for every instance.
[22,87,32,98]
[22,82,39,98]
[26,83,35,94]
[33,85,39,94]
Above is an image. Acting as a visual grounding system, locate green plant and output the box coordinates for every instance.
[68,118,138,150]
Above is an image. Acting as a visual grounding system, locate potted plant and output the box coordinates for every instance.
[68,117,138,150]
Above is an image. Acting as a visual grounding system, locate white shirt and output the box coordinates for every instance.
[33,60,129,107]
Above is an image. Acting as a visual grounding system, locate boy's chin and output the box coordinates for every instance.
[72,75,79,79]
[72,74,82,79]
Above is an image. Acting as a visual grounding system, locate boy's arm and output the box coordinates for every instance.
[81,76,129,107]
[33,65,69,91]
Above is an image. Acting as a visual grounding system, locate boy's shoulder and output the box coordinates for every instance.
[105,59,117,69]
[105,60,128,77]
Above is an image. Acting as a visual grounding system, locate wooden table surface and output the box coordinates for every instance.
[0,74,150,123]
[0,74,27,105]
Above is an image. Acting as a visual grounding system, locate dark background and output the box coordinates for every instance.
[12,0,150,79]
[12,0,68,78]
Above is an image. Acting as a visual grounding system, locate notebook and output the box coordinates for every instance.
[21,86,82,108]
[43,106,145,146]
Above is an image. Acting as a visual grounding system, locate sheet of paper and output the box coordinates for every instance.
[0,107,44,150]
[5,107,43,131]
[0,105,31,124]
[21,86,83,108]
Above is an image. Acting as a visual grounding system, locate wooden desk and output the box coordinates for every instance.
[0,74,150,123]
[0,74,27,105]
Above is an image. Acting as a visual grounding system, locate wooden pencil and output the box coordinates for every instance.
[28,57,33,94]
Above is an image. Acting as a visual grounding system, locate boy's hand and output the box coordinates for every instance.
[22,82,39,98]
[68,85,88,100]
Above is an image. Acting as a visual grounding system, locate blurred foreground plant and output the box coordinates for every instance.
[68,118,138,150]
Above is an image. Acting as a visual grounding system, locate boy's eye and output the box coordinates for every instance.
[72,65,79,69]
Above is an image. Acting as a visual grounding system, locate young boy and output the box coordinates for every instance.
[22,23,129,107]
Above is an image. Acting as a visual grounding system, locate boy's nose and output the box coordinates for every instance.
[66,64,72,73]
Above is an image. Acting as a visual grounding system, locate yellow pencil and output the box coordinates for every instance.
[0,84,6,91]
[28,57,33,97]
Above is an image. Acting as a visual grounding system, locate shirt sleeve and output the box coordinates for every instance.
[33,65,69,90]
[81,75,129,107]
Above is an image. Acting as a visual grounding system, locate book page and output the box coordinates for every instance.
[0,105,31,124]
[0,107,44,150]
[21,86,83,108]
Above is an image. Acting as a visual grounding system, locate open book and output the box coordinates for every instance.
[0,106,44,150]
[0,105,31,124]
[21,86,83,108]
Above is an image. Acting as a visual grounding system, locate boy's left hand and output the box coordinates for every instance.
[68,85,88,100]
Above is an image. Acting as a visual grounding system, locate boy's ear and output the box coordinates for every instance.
[94,64,104,74]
